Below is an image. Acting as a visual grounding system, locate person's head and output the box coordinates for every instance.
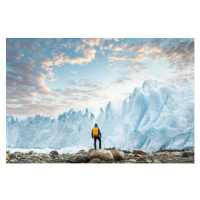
[95,123,98,127]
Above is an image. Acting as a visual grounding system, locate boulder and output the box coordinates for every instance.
[88,149,114,162]
[49,151,59,158]
[89,158,101,163]
[88,148,95,154]
[6,150,10,155]
[132,149,148,155]
[182,151,194,157]
[68,154,89,163]
[110,149,125,161]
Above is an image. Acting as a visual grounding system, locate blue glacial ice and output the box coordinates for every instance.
[6,79,194,152]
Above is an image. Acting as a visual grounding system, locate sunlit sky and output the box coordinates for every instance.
[6,38,194,116]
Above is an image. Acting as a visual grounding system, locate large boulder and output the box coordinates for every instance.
[110,149,125,161]
[68,154,89,163]
[88,149,114,162]
[132,149,148,155]
[88,148,95,154]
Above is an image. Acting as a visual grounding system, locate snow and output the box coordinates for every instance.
[6,79,194,153]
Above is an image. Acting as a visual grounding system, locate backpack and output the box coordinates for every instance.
[93,127,98,137]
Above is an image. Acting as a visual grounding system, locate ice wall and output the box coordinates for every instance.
[6,79,194,152]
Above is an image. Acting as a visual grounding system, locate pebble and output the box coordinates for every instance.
[171,152,181,156]
[153,159,162,163]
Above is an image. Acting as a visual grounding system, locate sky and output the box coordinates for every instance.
[6,38,194,117]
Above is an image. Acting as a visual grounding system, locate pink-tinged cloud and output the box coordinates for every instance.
[81,38,101,47]
[108,54,126,61]
[53,47,97,65]
[128,44,136,51]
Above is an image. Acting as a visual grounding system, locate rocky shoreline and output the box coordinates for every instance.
[6,148,194,164]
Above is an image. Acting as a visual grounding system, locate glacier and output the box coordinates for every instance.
[6,79,194,153]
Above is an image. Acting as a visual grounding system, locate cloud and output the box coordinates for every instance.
[6,52,55,116]
[48,78,57,81]
[109,66,119,71]
[108,54,126,61]
[20,39,36,51]
[114,38,119,42]
[129,53,149,62]
[103,42,125,52]
[7,51,24,62]
[135,42,148,52]
[159,39,194,72]
[128,44,136,51]
[115,77,133,84]
[53,46,97,65]
[121,43,128,48]
[125,63,142,68]
[81,38,101,47]
[113,67,149,85]
[112,46,123,51]
[104,43,114,50]
[127,39,194,72]
[69,79,104,90]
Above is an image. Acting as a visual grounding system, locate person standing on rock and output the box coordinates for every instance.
[91,123,102,150]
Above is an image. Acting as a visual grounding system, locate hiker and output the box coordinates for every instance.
[91,123,102,150]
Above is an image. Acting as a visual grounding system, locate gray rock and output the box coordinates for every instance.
[42,155,52,159]
[49,151,59,158]
[124,155,131,160]
[68,154,89,163]
[9,154,17,159]
[182,151,194,157]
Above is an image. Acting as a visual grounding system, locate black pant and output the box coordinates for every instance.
[94,136,101,149]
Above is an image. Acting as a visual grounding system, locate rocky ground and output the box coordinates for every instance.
[6,148,194,164]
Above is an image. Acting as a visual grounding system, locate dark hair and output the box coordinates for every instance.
[95,123,97,126]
